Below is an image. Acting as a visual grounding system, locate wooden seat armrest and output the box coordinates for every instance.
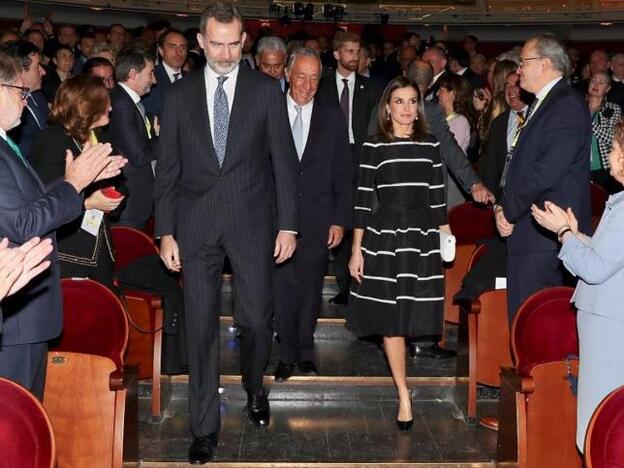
[109,369,126,391]
[150,296,163,310]
[500,367,535,394]
[456,297,479,315]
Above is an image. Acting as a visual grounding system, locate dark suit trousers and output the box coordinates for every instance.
[0,342,48,400]
[506,250,563,324]
[182,238,273,437]
[274,246,328,364]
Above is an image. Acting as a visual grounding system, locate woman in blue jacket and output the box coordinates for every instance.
[531,120,624,452]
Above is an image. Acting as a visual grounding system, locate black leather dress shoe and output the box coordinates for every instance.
[188,433,218,465]
[409,343,457,359]
[247,390,270,427]
[297,360,318,375]
[274,361,295,382]
[328,292,349,305]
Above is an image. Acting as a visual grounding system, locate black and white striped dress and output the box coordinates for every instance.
[346,134,448,338]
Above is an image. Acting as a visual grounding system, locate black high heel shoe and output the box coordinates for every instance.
[396,391,413,431]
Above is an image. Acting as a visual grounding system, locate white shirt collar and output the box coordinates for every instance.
[162,61,182,83]
[432,70,445,85]
[336,70,355,86]
[535,76,563,101]
[205,63,239,86]
[286,92,314,113]
[0,127,6,141]
[119,82,141,104]
[613,75,624,83]
[457,67,468,76]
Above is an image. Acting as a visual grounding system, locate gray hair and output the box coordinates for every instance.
[612,52,624,64]
[90,43,116,59]
[286,47,321,70]
[0,51,18,85]
[256,36,287,57]
[527,33,570,77]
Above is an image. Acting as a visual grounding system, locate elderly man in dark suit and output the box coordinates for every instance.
[273,47,352,382]
[0,51,125,400]
[154,3,298,464]
[316,30,379,306]
[1,41,48,159]
[496,33,591,321]
[109,47,158,230]
[142,29,188,117]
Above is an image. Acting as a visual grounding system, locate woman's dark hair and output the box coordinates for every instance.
[50,74,110,142]
[438,73,478,129]
[375,75,427,142]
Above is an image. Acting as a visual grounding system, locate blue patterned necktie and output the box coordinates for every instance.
[5,136,27,166]
[214,75,229,167]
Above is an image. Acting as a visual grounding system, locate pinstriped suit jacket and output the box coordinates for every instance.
[154,65,299,259]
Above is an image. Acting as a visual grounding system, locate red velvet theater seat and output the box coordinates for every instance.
[585,385,624,468]
[44,279,130,468]
[444,203,496,324]
[498,286,581,468]
[0,377,55,468]
[110,225,166,419]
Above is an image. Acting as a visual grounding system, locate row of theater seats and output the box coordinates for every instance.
[443,183,612,467]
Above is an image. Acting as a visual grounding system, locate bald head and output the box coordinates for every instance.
[407,59,433,94]
[422,47,447,75]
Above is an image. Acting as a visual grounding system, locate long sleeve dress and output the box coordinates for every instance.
[346,134,448,338]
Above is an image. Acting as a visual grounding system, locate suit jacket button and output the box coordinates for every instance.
[298,170,303,175]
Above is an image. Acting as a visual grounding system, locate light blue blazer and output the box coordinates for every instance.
[559,191,624,320]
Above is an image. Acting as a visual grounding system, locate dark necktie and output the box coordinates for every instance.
[173,72,181,82]
[214,76,230,167]
[499,100,539,188]
[339,78,350,122]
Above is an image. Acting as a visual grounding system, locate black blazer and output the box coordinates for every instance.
[295,100,353,248]
[479,109,510,202]
[142,62,180,117]
[501,79,592,255]
[109,84,158,228]
[9,90,49,159]
[316,70,380,151]
[42,69,63,103]
[154,66,298,258]
[461,68,486,90]
[29,124,115,273]
[0,136,83,345]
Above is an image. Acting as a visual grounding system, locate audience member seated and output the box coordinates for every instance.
[0,40,48,159]
[531,119,624,453]
[587,71,622,193]
[42,45,74,103]
[30,75,125,288]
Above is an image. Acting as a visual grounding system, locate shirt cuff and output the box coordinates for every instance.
[280,230,298,235]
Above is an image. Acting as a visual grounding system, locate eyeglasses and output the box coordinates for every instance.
[519,56,544,67]
[1,84,31,100]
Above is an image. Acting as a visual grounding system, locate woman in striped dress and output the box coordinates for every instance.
[347,76,448,431]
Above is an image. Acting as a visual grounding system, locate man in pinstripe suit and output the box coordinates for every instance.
[154,3,299,464]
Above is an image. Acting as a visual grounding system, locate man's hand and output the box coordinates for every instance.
[160,235,181,272]
[495,205,514,237]
[327,225,345,249]
[274,231,296,264]
[64,143,116,193]
[471,182,495,204]
[9,237,53,296]
[0,237,53,300]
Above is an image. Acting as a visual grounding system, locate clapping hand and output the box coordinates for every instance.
[0,237,53,300]
[64,142,127,193]
[531,201,576,234]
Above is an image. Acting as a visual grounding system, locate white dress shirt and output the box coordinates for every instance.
[204,65,238,147]
[286,93,314,160]
[335,71,355,144]
[162,61,182,83]
[0,126,7,141]
[119,82,141,105]
[457,67,468,76]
